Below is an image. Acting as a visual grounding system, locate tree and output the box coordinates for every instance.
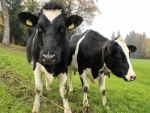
[125,34,130,44]
[141,32,147,58]
[111,32,115,40]
[117,30,121,37]
[0,0,10,46]
[0,12,4,43]
[143,32,147,38]
[55,0,100,26]
[7,0,26,45]
[125,31,147,58]
[24,0,40,14]
[6,0,40,46]
[145,39,150,58]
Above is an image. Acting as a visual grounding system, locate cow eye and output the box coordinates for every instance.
[37,24,45,33]
[116,53,122,58]
[60,26,66,33]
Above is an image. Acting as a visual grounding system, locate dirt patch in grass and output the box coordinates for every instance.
[1,71,20,86]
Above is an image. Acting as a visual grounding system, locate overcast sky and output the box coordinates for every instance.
[88,0,150,39]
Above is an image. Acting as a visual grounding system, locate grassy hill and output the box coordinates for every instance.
[0,44,150,113]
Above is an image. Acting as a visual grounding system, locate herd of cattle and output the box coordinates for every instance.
[18,1,137,113]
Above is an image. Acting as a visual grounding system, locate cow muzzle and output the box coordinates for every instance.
[125,74,136,82]
[41,52,57,64]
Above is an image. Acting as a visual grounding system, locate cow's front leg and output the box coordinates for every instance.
[32,63,43,113]
[68,67,73,92]
[58,73,72,113]
[41,66,54,91]
[99,73,109,109]
[80,71,90,112]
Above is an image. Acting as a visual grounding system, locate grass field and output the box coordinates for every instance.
[0,44,150,113]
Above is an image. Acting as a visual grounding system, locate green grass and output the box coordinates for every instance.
[0,44,150,113]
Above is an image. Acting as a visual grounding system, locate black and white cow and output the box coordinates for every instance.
[18,2,83,113]
[67,29,137,111]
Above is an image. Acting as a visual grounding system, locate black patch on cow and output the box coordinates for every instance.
[102,90,105,96]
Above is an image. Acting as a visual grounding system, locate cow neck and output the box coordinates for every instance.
[101,40,110,65]
[101,40,111,78]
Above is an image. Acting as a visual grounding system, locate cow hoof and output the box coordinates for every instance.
[32,105,40,113]
[64,108,72,113]
[69,90,73,93]
[104,102,109,109]
[32,109,39,113]
[83,106,90,112]
[46,87,51,91]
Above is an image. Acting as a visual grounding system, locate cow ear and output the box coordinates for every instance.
[18,12,38,27]
[66,15,83,30]
[127,45,137,53]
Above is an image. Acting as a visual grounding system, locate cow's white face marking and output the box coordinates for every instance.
[43,9,62,22]
[115,37,136,81]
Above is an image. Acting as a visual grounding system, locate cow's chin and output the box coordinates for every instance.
[123,77,129,82]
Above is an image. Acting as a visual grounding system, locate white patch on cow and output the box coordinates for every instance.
[115,37,136,81]
[32,29,38,50]
[32,94,40,113]
[30,61,34,68]
[99,74,109,108]
[40,64,55,84]
[70,35,75,41]
[34,62,55,91]
[58,73,71,112]
[34,63,43,94]
[30,61,33,66]
[68,68,73,92]
[70,30,91,70]
[33,62,43,112]
[43,9,62,22]
[80,70,89,109]
[85,68,99,83]
[80,70,89,88]
[45,77,51,91]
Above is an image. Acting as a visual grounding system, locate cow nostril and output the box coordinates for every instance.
[41,52,56,64]
[130,75,136,80]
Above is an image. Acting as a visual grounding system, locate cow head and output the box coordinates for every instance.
[104,37,137,82]
[18,2,83,65]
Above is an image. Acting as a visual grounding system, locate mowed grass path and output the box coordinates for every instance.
[0,45,150,113]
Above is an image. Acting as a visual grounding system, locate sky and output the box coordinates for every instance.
[87,0,150,39]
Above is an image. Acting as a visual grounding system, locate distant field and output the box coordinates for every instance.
[0,45,150,113]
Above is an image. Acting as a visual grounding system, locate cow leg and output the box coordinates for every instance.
[68,68,73,92]
[58,73,72,113]
[80,71,90,112]
[32,63,43,113]
[41,66,54,91]
[99,73,109,109]
[45,77,51,91]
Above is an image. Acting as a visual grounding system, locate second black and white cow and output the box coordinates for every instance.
[18,2,83,113]
[67,29,137,111]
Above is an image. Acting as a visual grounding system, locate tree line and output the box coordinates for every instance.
[0,0,99,46]
[111,31,150,58]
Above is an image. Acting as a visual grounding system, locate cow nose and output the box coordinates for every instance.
[42,52,56,64]
[130,74,136,81]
